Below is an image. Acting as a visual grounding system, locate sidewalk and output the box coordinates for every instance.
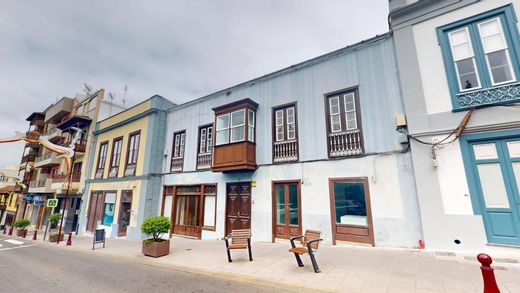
[26,232,520,292]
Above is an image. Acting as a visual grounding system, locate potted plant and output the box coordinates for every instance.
[141,216,171,257]
[48,213,64,242]
[14,219,30,237]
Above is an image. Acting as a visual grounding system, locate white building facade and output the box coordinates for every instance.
[160,34,423,248]
[390,0,520,251]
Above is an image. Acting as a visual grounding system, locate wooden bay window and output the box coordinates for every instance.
[212,99,258,172]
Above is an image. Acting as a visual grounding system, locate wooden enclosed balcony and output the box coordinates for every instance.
[212,99,258,172]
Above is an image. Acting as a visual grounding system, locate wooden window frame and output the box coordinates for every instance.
[271,102,299,163]
[95,141,109,179]
[124,130,141,177]
[196,124,214,170]
[324,87,364,157]
[214,106,256,146]
[170,130,186,172]
[108,136,123,178]
[165,183,218,239]
[328,177,374,245]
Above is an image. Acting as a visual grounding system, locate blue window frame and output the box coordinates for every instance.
[437,4,520,111]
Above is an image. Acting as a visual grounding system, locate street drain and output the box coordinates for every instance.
[435,251,456,257]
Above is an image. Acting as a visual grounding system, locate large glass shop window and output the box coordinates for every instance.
[103,192,117,226]
[333,181,367,226]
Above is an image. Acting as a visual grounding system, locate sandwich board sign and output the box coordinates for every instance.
[46,198,58,208]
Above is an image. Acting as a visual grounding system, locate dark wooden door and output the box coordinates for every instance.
[118,191,132,237]
[225,182,252,235]
[273,182,301,240]
[87,192,105,233]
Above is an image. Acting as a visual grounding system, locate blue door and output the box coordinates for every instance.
[469,139,520,245]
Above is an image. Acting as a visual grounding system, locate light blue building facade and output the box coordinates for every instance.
[160,34,423,248]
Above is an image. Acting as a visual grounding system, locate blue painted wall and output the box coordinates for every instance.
[165,34,405,171]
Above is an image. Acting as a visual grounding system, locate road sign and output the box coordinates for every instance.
[46,198,58,208]
[34,200,46,206]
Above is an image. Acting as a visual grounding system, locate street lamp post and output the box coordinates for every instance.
[56,151,75,245]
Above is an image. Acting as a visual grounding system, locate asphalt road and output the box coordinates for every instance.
[0,236,291,293]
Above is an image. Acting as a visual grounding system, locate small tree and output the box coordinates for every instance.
[141,216,171,242]
[14,219,30,230]
[49,213,61,231]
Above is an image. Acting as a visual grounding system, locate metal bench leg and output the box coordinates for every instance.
[227,249,232,262]
[308,251,320,273]
[247,238,253,261]
[293,253,304,267]
[225,238,232,262]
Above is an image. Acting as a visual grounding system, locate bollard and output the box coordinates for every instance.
[22,230,27,238]
[477,253,500,293]
[8,227,13,236]
[66,232,72,246]
[3,226,6,234]
[33,230,38,240]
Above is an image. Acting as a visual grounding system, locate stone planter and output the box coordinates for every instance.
[16,229,27,237]
[142,239,170,258]
[49,233,64,243]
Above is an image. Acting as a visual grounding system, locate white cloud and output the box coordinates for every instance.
[0,0,388,167]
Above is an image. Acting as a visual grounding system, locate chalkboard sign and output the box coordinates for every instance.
[93,229,106,250]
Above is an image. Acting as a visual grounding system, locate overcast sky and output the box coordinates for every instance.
[0,0,389,168]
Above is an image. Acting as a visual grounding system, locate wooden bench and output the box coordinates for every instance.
[224,229,253,262]
[289,230,323,273]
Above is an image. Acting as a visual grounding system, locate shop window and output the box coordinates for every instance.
[103,192,116,226]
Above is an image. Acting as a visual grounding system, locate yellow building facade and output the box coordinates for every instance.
[79,95,174,239]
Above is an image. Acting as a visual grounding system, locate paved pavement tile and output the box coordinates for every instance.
[6,231,520,292]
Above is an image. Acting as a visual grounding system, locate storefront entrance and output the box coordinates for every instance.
[173,189,200,238]
[329,177,374,245]
[272,181,301,241]
[466,137,520,246]
[118,190,132,237]
[87,191,105,232]
[225,182,251,235]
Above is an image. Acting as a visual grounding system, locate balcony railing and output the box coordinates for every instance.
[29,179,51,188]
[456,81,520,108]
[170,157,184,172]
[43,127,60,137]
[21,153,37,163]
[58,138,87,153]
[36,152,53,162]
[328,129,363,157]
[197,153,212,169]
[273,140,298,163]
[52,172,81,182]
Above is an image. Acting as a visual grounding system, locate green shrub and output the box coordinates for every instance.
[141,216,171,241]
[14,219,30,230]
[49,213,61,226]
